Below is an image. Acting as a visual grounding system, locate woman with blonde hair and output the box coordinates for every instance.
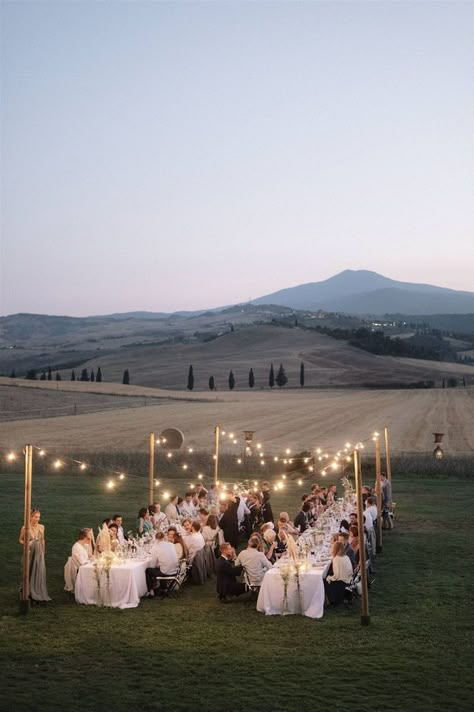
[19,509,51,603]
[324,540,353,606]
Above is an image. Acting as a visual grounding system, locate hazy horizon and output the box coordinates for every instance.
[1,1,473,317]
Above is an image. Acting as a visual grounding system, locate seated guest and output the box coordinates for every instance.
[327,484,338,505]
[167,527,187,560]
[199,508,209,527]
[235,536,272,587]
[96,519,113,553]
[349,512,358,527]
[216,543,246,601]
[207,483,218,505]
[177,497,185,515]
[112,514,126,545]
[275,527,288,557]
[108,523,119,551]
[294,502,311,533]
[182,518,193,535]
[198,491,208,509]
[339,519,350,534]
[146,531,179,596]
[338,531,356,570]
[181,492,198,518]
[202,514,219,549]
[137,508,153,535]
[349,525,360,565]
[150,503,167,529]
[185,520,205,562]
[65,529,92,592]
[324,541,353,606]
[263,529,277,563]
[279,512,299,536]
[165,495,179,522]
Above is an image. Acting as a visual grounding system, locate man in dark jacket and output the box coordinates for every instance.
[294,501,311,533]
[216,543,246,601]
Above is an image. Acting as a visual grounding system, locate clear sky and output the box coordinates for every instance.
[1,0,473,316]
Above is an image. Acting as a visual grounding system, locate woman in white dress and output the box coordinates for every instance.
[19,509,51,603]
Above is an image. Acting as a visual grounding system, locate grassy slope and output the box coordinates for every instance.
[0,472,472,712]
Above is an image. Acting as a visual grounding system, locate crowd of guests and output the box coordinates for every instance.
[63,471,393,607]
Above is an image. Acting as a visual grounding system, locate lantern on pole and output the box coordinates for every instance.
[433,433,444,460]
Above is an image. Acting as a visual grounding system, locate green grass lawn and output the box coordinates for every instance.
[0,470,473,712]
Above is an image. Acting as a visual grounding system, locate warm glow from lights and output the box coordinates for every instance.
[182,464,188,470]
[308,466,314,472]
[221,431,226,436]
[53,459,62,469]
[79,463,87,471]
[298,479,303,485]
[163,491,170,500]
[198,473,203,479]
[119,474,125,480]
[316,448,322,454]
[219,492,227,501]
[213,455,217,460]
[282,474,287,480]
[107,480,115,489]
[321,470,326,476]
[256,443,262,449]
[38,449,46,457]
[254,480,258,486]
[345,442,351,449]
[162,438,167,444]
[229,432,234,439]
[188,447,194,453]
[7,452,16,461]
[286,448,291,454]
[274,456,279,462]
[233,484,238,491]
[237,458,242,464]
[167,452,173,458]
[331,463,338,470]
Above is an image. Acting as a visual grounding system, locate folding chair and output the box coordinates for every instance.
[243,569,261,595]
[153,560,188,598]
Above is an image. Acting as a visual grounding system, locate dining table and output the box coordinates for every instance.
[75,556,151,609]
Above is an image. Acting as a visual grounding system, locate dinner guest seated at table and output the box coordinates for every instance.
[137,508,153,536]
[235,536,272,587]
[279,513,299,537]
[167,527,187,560]
[294,502,311,534]
[112,514,126,545]
[146,532,179,597]
[108,523,120,551]
[263,529,277,563]
[180,492,198,518]
[324,541,353,606]
[338,531,356,570]
[184,520,205,562]
[339,519,350,534]
[202,514,219,550]
[96,519,113,553]
[216,543,246,602]
[64,528,92,592]
[199,508,209,527]
[275,527,288,557]
[149,503,167,530]
[349,525,360,565]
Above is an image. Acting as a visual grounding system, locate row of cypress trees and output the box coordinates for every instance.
[187,363,305,391]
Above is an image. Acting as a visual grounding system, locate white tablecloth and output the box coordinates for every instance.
[256,561,331,619]
[75,558,150,609]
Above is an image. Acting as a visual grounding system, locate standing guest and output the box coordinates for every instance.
[324,541,353,606]
[237,495,250,531]
[150,503,167,530]
[112,514,126,545]
[235,536,272,587]
[167,528,187,560]
[216,543,246,601]
[137,508,153,535]
[294,502,311,533]
[19,509,51,603]
[327,484,338,505]
[219,496,240,549]
[208,483,218,506]
[339,519,350,534]
[261,481,274,523]
[165,495,179,522]
[185,521,205,562]
[381,473,392,508]
[366,497,378,527]
[361,486,371,504]
[146,532,179,596]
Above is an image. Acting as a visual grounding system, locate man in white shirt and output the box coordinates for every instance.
[365,497,378,525]
[180,492,198,518]
[72,529,92,567]
[146,532,179,596]
[184,521,205,562]
[112,514,126,545]
[235,536,272,587]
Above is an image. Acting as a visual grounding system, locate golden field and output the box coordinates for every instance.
[1,378,473,455]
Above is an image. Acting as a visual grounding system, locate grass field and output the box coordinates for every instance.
[1,469,473,712]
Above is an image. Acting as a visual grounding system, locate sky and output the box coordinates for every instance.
[1,0,473,316]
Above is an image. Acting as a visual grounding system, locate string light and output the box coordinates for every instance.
[7,452,16,462]
[107,480,115,489]
[79,463,87,471]
[163,491,170,500]
[119,474,125,480]
[38,449,46,457]
[198,473,203,479]
[53,459,63,469]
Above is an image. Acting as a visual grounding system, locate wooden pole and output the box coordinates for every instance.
[384,426,392,483]
[148,432,155,506]
[213,425,220,486]
[354,448,370,626]
[20,444,33,614]
[375,435,383,554]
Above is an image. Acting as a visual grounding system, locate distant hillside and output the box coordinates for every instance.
[251,270,474,315]
[63,324,474,390]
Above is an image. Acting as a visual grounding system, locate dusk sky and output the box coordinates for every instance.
[1,0,473,317]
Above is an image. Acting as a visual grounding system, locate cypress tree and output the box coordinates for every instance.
[26,369,37,380]
[71,370,76,381]
[187,365,194,391]
[276,363,288,388]
[122,369,130,385]
[47,366,52,381]
[96,367,102,383]
[90,369,95,382]
[40,371,46,381]
[80,368,89,382]
[10,369,16,378]
[228,370,235,390]
[248,368,255,388]
[56,372,62,381]
[208,376,215,391]
[300,362,305,387]
[269,363,275,388]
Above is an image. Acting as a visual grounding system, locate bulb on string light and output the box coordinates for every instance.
[237,458,242,464]
[253,480,258,486]
[219,492,227,501]
[53,459,63,469]
[308,466,314,472]
[167,452,173,458]
[107,480,115,489]
[321,470,326,476]
[282,474,287,480]
[260,460,265,466]
[298,479,303,485]
[119,474,125,480]
[273,456,279,462]
[256,443,262,449]
[182,464,188,470]
[198,473,203,479]
[162,438,167,444]
[79,463,87,471]
[229,432,234,439]
[38,449,46,457]
[155,479,160,486]
[213,455,217,460]
[345,443,351,449]
[163,491,170,500]
[188,447,194,453]
[221,430,226,436]
[286,448,291,454]
[7,452,17,462]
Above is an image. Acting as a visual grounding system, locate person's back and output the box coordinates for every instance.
[151,540,178,575]
[236,542,271,585]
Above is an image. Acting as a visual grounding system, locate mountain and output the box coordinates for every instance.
[251,270,474,315]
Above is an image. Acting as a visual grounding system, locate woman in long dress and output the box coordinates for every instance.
[19,509,51,603]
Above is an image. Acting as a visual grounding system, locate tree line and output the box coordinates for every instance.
[186,362,305,391]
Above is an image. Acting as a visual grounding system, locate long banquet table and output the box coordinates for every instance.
[257,559,332,619]
[75,557,151,609]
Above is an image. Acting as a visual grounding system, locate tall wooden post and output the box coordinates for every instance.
[384,426,392,483]
[148,432,155,506]
[354,448,370,626]
[375,435,383,554]
[20,444,33,614]
[213,425,220,486]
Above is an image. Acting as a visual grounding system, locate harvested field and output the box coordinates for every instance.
[1,379,473,455]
